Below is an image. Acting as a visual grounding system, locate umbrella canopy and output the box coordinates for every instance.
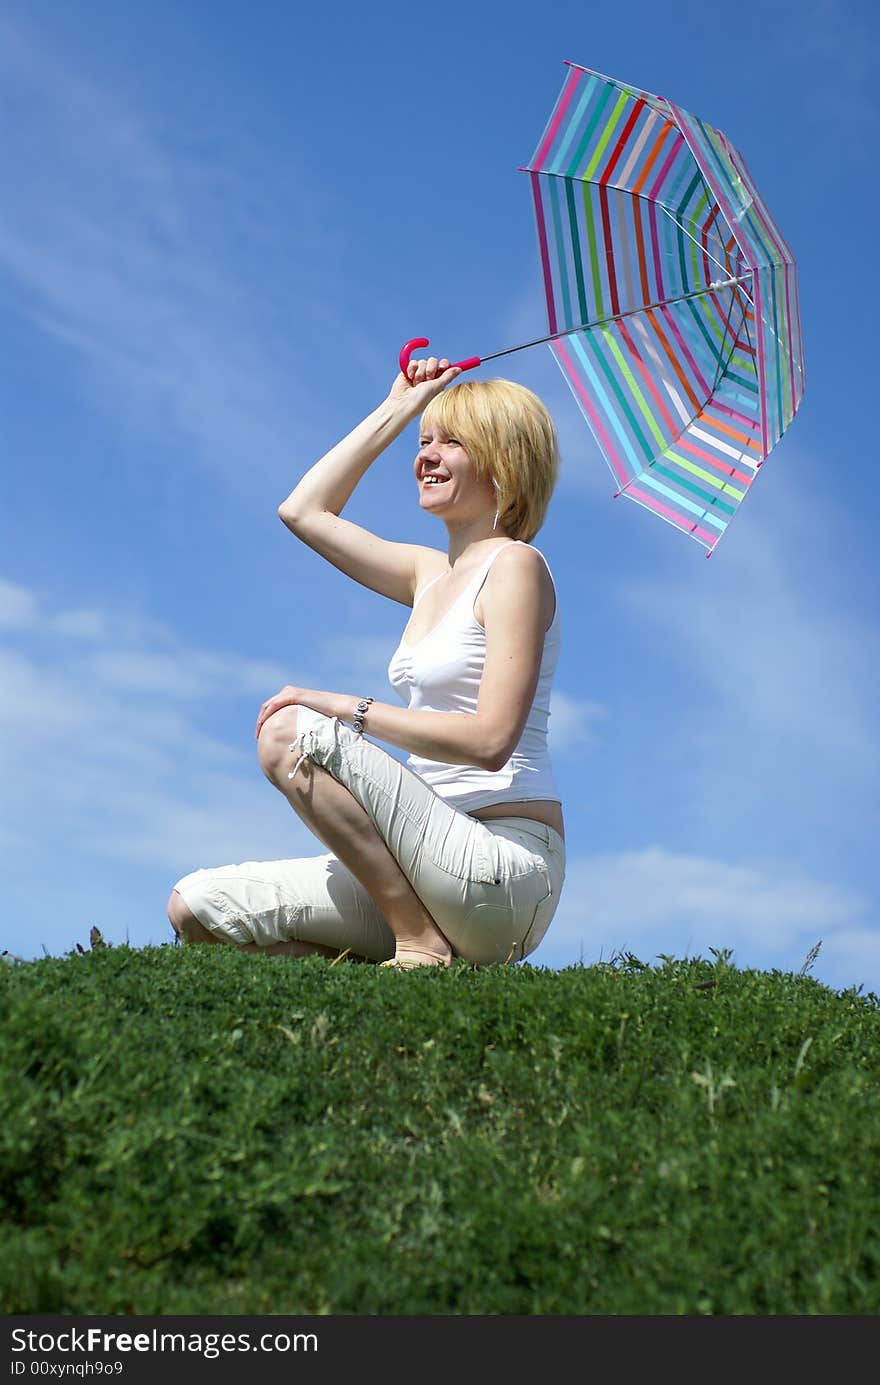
[523,61,805,553]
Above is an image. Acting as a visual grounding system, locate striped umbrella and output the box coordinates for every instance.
[523,61,805,553]
[400,61,805,555]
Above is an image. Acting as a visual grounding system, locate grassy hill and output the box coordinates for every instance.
[1,941,878,1315]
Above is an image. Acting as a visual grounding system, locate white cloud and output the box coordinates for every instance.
[317,633,404,693]
[613,462,880,838]
[549,690,606,754]
[0,579,39,630]
[532,844,870,987]
[819,927,880,999]
[73,772,311,877]
[0,581,319,896]
[86,649,293,702]
[49,608,109,642]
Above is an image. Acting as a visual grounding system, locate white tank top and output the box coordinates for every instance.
[386,541,561,812]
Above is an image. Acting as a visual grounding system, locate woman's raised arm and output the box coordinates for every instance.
[279,359,460,607]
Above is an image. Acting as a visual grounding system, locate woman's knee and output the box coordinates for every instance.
[256,707,301,780]
[167,888,214,944]
[167,888,186,934]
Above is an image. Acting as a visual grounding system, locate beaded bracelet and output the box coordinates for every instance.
[352,696,373,735]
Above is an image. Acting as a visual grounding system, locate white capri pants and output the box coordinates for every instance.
[174,708,565,966]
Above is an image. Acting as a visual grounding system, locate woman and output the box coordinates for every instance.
[168,354,565,968]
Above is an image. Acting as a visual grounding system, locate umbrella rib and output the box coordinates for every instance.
[688,292,753,464]
[560,61,671,120]
[736,304,762,464]
[658,204,752,290]
[479,275,752,364]
[708,284,745,399]
[522,167,744,264]
[612,288,754,519]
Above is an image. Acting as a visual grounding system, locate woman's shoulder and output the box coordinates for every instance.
[480,541,558,628]
[493,539,556,583]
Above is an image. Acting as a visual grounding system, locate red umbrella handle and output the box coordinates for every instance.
[398,337,481,379]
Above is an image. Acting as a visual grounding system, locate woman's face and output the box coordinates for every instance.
[414,425,495,521]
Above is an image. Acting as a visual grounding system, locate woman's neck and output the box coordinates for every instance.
[445,519,512,569]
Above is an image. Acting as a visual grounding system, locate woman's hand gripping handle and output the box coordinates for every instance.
[386,341,476,410]
[398,338,481,378]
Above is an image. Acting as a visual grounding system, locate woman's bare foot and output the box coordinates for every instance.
[383,920,453,968]
[380,948,453,970]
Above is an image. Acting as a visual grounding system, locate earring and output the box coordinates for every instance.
[493,510,499,531]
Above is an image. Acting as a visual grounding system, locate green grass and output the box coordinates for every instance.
[1,941,878,1315]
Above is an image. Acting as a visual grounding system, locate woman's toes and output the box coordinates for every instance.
[379,950,453,970]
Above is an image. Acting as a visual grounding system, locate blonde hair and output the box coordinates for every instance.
[420,378,559,543]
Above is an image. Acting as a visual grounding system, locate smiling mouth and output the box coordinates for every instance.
[421,476,449,486]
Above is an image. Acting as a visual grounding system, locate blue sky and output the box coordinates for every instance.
[2,0,878,995]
